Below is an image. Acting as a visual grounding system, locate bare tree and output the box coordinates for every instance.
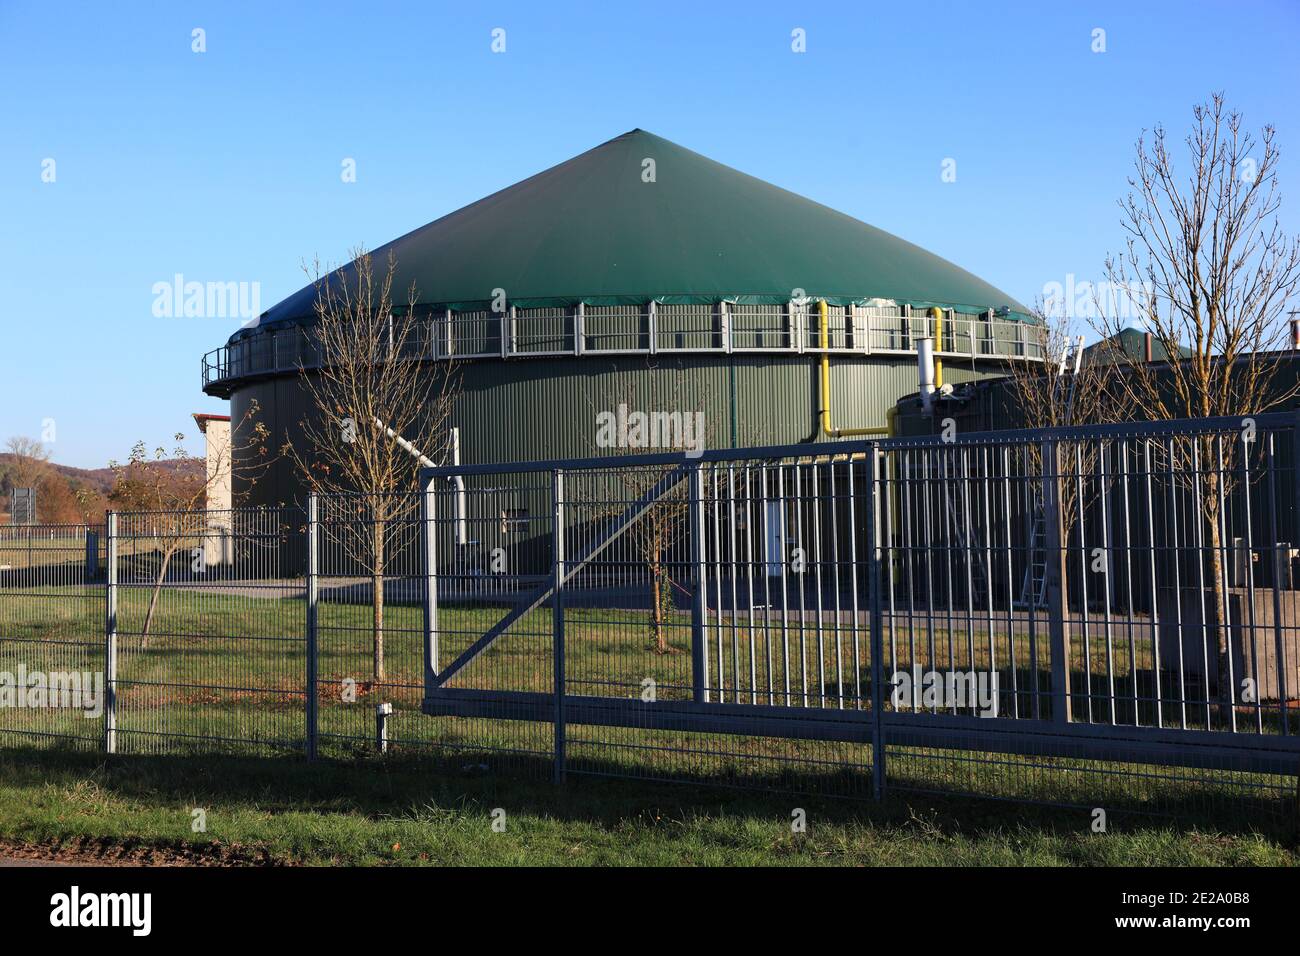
[110,405,270,644]
[4,436,51,492]
[1095,94,1300,420]
[286,249,459,683]
[1091,94,1300,702]
[1003,305,1120,555]
[585,363,715,654]
[1005,306,1116,432]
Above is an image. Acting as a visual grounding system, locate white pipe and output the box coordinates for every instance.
[372,417,467,545]
[448,427,467,547]
[372,417,436,468]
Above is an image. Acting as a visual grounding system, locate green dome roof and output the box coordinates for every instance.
[244,129,1030,338]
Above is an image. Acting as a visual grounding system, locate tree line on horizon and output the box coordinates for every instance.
[0,435,203,526]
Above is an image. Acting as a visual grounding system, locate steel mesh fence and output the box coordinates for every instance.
[419,472,557,777]
[316,492,450,759]
[0,524,104,750]
[109,508,305,756]
[1,412,1298,820]
[551,460,876,796]
[419,413,1300,812]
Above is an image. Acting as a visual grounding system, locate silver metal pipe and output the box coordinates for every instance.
[917,337,936,415]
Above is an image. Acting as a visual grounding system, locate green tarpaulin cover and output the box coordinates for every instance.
[240,129,1031,340]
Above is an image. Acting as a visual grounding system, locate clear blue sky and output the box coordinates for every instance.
[1,0,1297,468]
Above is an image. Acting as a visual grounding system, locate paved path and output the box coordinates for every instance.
[0,857,70,867]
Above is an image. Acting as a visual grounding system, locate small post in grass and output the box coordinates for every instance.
[375,702,392,753]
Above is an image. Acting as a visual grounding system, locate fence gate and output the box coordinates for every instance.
[415,468,559,777]
[422,413,1300,808]
[420,455,884,795]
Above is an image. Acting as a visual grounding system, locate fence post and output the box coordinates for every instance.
[306,495,319,761]
[552,469,566,784]
[420,473,439,688]
[689,462,710,704]
[1041,439,1073,724]
[85,528,99,579]
[104,512,117,754]
[868,446,887,800]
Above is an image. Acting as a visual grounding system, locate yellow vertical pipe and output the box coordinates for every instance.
[932,306,944,389]
[819,299,833,436]
[818,299,891,437]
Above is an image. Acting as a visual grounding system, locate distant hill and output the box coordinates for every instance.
[0,455,201,495]
[0,455,114,497]
[0,454,203,523]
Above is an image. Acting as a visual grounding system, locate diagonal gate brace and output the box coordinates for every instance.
[429,461,692,688]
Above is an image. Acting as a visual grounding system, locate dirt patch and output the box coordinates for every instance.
[0,836,291,867]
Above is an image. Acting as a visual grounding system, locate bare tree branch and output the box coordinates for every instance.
[283,248,460,682]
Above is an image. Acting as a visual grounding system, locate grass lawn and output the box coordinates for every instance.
[3,581,1300,865]
[0,746,1296,866]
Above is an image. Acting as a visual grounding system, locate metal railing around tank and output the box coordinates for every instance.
[201,302,1045,392]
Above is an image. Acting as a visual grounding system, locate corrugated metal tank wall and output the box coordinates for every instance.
[230,353,1004,508]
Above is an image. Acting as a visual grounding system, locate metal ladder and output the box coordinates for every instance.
[1018,506,1049,608]
[1015,335,1084,609]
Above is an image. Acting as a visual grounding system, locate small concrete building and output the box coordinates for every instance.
[192,413,231,567]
